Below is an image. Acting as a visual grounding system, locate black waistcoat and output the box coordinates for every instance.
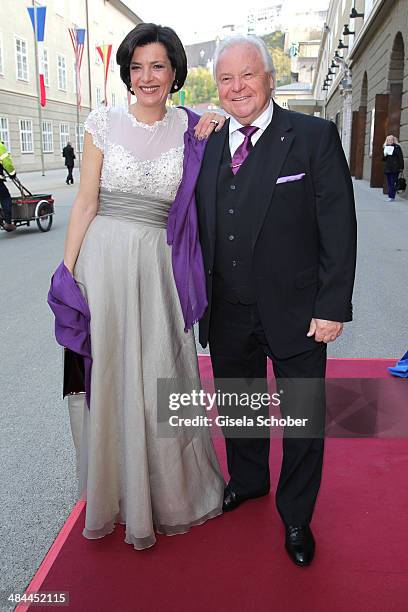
[213,134,257,304]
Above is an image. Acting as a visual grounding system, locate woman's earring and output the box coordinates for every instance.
[173,82,178,90]
[129,88,135,96]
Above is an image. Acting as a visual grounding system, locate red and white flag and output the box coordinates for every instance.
[96,45,113,106]
[27,6,47,107]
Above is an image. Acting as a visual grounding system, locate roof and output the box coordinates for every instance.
[185,40,217,68]
[108,0,142,24]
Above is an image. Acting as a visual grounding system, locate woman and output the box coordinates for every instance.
[383,134,404,201]
[49,23,226,550]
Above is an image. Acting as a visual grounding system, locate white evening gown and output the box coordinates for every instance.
[69,105,224,550]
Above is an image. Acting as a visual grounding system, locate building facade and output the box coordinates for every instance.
[0,0,141,172]
[310,0,407,195]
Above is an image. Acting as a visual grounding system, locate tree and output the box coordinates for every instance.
[262,31,291,87]
[181,67,219,107]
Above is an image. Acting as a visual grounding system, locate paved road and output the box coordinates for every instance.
[0,168,407,608]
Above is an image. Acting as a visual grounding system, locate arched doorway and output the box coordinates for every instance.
[351,72,367,179]
[370,33,404,188]
[387,33,404,139]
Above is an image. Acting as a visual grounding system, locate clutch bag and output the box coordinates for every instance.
[63,348,85,397]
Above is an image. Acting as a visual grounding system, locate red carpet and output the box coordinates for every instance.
[20,358,408,612]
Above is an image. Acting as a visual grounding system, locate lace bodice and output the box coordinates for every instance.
[84,105,187,201]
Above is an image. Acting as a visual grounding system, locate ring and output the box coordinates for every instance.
[210,119,219,126]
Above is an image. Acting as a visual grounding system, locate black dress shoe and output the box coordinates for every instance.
[222,486,269,512]
[285,525,315,566]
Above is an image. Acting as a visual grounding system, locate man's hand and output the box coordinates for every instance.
[194,112,226,140]
[307,318,343,343]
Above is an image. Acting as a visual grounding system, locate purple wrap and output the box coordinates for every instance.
[167,107,208,330]
[47,261,92,408]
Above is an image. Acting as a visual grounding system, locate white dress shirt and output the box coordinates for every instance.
[229,99,274,157]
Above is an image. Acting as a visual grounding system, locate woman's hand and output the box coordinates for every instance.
[194,112,226,140]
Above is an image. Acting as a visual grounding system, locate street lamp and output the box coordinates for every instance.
[350,7,364,18]
[338,39,349,49]
[343,24,355,36]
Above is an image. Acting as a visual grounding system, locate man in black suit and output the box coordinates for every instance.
[196,35,357,566]
[62,141,76,185]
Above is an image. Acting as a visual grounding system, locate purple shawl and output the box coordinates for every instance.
[47,261,92,408]
[167,107,208,331]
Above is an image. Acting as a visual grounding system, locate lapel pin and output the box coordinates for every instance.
[281,136,285,141]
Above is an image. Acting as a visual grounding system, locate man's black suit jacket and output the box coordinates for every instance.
[195,102,357,359]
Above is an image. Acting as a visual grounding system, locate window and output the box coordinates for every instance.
[369,108,375,157]
[0,117,10,150]
[111,92,116,107]
[75,123,84,152]
[57,54,67,90]
[0,33,4,75]
[60,123,70,149]
[96,86,102,106]
[42,120,53,152]
[41,47,49,86]
[19,119,33,153]
[16,37,29,81]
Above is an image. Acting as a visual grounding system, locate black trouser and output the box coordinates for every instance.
[385,171,399,199]
[66,165,74,183]
[0,180,13,224]
[209,296,327,526]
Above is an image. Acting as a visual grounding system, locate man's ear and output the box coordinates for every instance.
[269,73,274,92]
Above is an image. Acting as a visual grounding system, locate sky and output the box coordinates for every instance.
[126,0,329,45]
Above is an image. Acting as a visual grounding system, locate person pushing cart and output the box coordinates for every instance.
[0,139,17,231]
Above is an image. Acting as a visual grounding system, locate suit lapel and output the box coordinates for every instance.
[200,119,229,260]
[250,103,295,248]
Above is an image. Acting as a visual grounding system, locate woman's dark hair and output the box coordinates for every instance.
[116,23,187,94]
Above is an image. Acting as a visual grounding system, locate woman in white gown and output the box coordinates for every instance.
[62,24,225,550]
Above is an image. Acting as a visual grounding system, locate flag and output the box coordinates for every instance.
[69,28,86,108]
[27,6,47,107]
[96,45,113,106]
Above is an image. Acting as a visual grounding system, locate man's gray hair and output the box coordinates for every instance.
[213,34,276,82]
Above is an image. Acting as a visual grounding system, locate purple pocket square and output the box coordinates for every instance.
[276,173,306,184]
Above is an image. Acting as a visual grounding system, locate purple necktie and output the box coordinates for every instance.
[230,126,259,175]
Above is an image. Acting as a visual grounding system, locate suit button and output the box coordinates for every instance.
[228,208,234,214]
[228,234,235,241]
[232,260,237,267]
[230,184,236,190]
[208,269,212,275]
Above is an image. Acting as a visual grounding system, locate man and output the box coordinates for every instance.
[62,141,76,184]
[195,36,357,566]
[0,140,17,231]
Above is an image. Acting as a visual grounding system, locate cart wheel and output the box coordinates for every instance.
[36,200,53,232]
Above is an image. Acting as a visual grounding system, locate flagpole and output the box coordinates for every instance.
[32,0,45,176]
[75,60,81,169]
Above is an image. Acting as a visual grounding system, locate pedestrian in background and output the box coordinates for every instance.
[62,141,76,185]
[383,135,404,202]
[0,139,17,231]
